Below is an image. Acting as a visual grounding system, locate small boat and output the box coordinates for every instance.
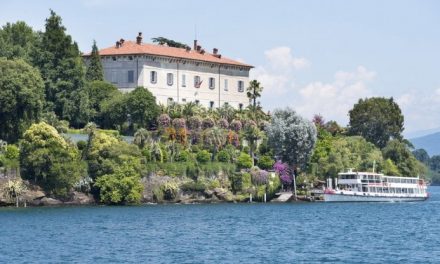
[324,169,428,202]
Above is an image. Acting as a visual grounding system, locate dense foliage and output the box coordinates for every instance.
[267,107,317,169]
[0,58,44,142]
[20,123,85,197]
[349,97,404,148]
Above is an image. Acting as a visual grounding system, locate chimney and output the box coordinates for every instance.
[136,32,142,45]
[193,40,197,50]
[116,41,121,48]
[185,46,191,52]
[196,45,201,52]
[213,48,218,55]
[120,38,125,46]
[200,49,205,54]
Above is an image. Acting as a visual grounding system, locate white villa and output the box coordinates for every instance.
[83,33,253,109]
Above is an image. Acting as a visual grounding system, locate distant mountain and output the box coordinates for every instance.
[405,127,440,139]
[410,132,440,156]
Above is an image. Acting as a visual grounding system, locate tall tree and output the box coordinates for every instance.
[32,10,90,127]
[85,40,104,81]
[267,107,317,170]
[151,37,190,49]
[348,97,404,148]
[0,21,38,62]
[126,87,160,129]
[246,80,263,109]
[0,58,44,142]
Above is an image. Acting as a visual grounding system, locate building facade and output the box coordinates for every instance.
[83,33,253,109]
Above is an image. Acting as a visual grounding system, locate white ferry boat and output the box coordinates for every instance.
[324,170,428,202]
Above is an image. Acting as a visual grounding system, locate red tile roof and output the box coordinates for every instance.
[84,41,253,68]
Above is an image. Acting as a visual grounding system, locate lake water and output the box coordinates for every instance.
[1,187,440,263]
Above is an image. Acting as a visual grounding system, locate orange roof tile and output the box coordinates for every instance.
[84,41,253,68]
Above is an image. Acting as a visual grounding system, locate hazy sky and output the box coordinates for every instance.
[1,0,439,135]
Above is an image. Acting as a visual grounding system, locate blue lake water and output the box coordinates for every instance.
[1,187,440,263]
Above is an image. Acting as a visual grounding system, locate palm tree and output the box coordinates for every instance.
[246,80,263,109]
[133,128,150,149]
[243,124,262,166]
[204,127,226,161]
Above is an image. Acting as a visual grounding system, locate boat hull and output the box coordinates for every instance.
[324,193,428,202]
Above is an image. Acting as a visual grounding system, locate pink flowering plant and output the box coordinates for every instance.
[273,161,292,185]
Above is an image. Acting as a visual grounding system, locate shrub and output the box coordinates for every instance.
[218,118,229,129]
[180,181,206,192]
[217,150,230,162]
[242,146,250,154]
[258,155,275,170]
[251,168,269,185]
[196,150,211,163]
[161,181,179,200]
[172,118,186,129]
[5,145,19,160]
[77,140,87,151]
[208,179,221,189]
[187,116,202,130]
[230,120,242,132]
[202,117,215,129]
[175,150,191,162]
[237,152,253,169]
[158,114,171,128]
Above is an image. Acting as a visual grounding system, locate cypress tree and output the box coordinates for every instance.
[86,40,104,81]
[32,9,90,127]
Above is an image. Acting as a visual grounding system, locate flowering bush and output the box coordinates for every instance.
[187,116,202,130]
[251,168,269,185]
[218,118,229,129]
[172,118,186,129]
[273,161,292,185]
[158,114,171,128]
[230,120,242,132]
[227,130,240,148]
[243,120,257,129]
[202,117,215,129]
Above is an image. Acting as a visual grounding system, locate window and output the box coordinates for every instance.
[239,103,243,110]
[182,98,186,103]
[150,71,157,84]
[195,100,200,105]
[167,73,174,86]
[238,81,244,92]
[224,79,228,91]
[128,70,134,83]
[194,76,201,88]
[209,77,215,89]
[210,101,214,109]
[167,97,173,105]
[111,70,117,84]
[182,74,186,87]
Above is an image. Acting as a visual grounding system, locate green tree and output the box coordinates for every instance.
[99,92,127,129]
[267,107,317,170]
[151,37,190,49]
[382,140,426,176]
[246,80,263,109]
[430,155,440,172]
[133,128,151,149]
[86,81,120,122]
[32,10,90,127]
[412,149,430,165]
[237,152,253,169]
[0,58,44,142]
[0,21,38,62]
[242,123,262,166]
[20,122,85,197]
[94,159,143,204]
[85,40,104,81]
[126,87,160,129]
[348,97,404,148]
